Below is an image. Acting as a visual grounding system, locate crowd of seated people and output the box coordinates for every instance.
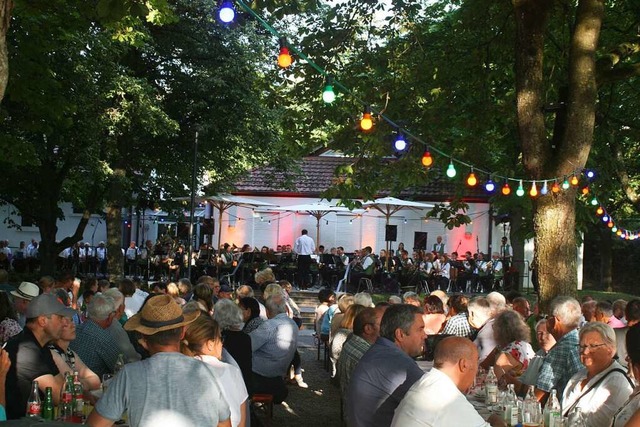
[3,259,640,427]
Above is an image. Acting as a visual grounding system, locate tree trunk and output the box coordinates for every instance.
[0,0,13,103]
[106,203,124,281]
[534,192,578,304]
[514,0,603,308]
[38,217,59,276]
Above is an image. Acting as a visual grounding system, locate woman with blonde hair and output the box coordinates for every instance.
[330,304,366,378]
[181,316,248,427]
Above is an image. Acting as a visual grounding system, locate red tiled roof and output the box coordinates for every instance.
[233,156,489,202]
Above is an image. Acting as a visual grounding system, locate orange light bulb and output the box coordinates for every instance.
[570,175,579,186]
[551,181,560,193]
[529,182,538,197]
[596,207,604,215]
[421,151,433,167]
[501,183,511,196]
[467,172,477,187]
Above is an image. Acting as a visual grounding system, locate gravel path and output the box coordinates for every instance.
[253,342,342,426]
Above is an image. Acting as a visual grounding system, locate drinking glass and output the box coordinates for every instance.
[522,400,542,426]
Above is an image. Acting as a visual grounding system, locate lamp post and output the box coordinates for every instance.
[187,131,198,280]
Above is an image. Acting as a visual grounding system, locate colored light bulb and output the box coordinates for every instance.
[421,150,433,167]
[277,38,292,68]
[485,179,495,193]
[590,198,598,206]
[540,181,548,195]
[570,175,579,186]
[322,83,335,103]
[466,172,477,187]
[360,106,373,131]
[607,221,614,228]
[394,133,407,152]
[516,180,525,197]
[552,181,560,193]
[501,183,511,196]
[446,161,457,178]
[529,181,538,197]
[218,0,236,23]
[602,215,609,222]
[581,186,589,195]
[562,179,570,190]
[596,207,604,215]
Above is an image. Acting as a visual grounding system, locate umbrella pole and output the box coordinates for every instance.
[385,215,391,272]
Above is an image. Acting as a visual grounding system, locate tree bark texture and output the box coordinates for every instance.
[106,168,126,281]
[514,0,604,307]
[0,0,12,103]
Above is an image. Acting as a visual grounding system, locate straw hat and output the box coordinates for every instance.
[10,282,40,301]
[124,294,200,335]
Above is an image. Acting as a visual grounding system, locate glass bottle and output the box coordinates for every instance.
[522,385,541,426]
[42,386,54,420]
[485,366,498,405]
[72,371,85,422]
[58,372,74,422]
[543,389,562,427]
[26,380,42,417]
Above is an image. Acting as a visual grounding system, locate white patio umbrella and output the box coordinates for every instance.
[259,200,363,249]
[361,196,435,269]
[175,194,275,251]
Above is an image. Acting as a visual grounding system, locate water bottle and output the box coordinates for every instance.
[26,380,41,417]
[503,384,519,426]
[543,389,562,427]
[568,407,586,427]
[485,366,498,405]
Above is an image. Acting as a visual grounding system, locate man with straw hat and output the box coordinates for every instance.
[86,294,231,427]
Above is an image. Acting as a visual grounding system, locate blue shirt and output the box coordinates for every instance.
[249,313,298,377]
[346,337,424,427]
[70,320,120,378]
[536,329,581,395]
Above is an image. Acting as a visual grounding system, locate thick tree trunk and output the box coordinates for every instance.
[534,192,578,304]
[106,203,124,280]
[38,218,59,276]
[0,0,12,103]
[514,0,603,307]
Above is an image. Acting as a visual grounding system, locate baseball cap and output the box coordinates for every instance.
[26,293,77,319]
[219,284,233,293]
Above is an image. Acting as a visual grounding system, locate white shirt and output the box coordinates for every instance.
[361,254,374,270]
[195,355,248,427]
[126,247,138,261]
[96,247,107,260]
[124,288,148,317]
[561,361,633,427]
[294,234,315,255]
[391,368,489,427]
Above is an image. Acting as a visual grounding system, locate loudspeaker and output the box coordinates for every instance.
[385,224,397,242]
[414,232,428,250]
[201,218,215,235]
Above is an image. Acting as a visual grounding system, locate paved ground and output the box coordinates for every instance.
[253,330,342,427]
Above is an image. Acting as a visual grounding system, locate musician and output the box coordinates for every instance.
[348,246,375,292]
[449,252,465,292]
[336,247,349,268]
[95,241,107,277]
[500,236,513,267]
[476,252,491,293]
[435,254,451,291]
[490,252,504,290]
[460,251,477,293]
[294,229,315,290]
[432,235,445,256]
[171,244,186,281]
[198,243,212,264]
[125,241,139,277]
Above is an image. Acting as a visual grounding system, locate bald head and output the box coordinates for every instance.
[433,336,478,393]
[434,336,477,368]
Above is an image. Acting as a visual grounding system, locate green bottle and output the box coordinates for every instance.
[43,387,54,420]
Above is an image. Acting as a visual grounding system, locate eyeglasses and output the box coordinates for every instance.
[577,343,607,353]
